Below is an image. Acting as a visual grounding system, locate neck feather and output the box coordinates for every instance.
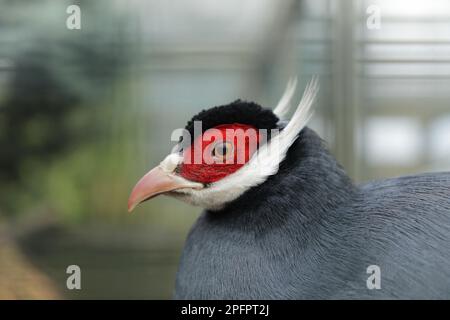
[205,127,356,236]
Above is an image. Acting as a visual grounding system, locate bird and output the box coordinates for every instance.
[128,77,450,299]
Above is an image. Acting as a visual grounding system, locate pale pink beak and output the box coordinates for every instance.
[128,166,202,212]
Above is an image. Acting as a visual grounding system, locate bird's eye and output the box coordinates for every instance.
[212,141,234,159]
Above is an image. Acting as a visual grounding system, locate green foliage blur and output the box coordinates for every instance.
[0,0,133,222]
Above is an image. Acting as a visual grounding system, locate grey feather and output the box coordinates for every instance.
[174,127,450,299]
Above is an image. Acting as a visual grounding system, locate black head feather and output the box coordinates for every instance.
[184,100,279,142]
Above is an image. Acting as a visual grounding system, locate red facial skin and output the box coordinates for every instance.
[179,123,260,184]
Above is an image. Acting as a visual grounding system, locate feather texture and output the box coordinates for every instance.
[175,128,450,299]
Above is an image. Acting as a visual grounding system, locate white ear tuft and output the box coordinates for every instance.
[237,76,319,185]
[281,75,319,145]
[273,77,298,119]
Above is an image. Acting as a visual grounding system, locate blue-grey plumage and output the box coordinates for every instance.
[174,127,450,299]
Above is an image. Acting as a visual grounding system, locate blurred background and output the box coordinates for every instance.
[1,0,450,299]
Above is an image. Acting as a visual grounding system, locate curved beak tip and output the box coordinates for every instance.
[126,166,202,213]
[127,202,136,213]
[127,193,139,213]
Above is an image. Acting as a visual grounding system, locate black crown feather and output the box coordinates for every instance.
[184,100,279,142]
